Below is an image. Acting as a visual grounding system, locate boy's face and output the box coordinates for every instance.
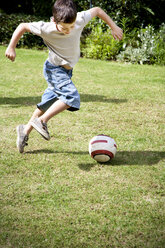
[56,22,75,34]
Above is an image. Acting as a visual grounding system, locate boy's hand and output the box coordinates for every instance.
[5,47,16,62]
[111,24,123,41]
[5,23,30,62]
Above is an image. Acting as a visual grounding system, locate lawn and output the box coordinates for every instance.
[0,46,165,248]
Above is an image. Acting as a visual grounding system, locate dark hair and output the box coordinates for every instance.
[52,0,77,24]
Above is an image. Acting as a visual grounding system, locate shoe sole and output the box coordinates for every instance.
[16,126,24,153]
[31,121,50,140]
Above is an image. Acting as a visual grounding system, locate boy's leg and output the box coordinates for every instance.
[31,100,69,139]
[40,100,69,123]
[24,108,44,135]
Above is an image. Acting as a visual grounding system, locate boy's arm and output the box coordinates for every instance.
[90,7,123,40]
[5,23,31,62]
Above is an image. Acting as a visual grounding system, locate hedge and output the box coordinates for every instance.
[0,13,47,48]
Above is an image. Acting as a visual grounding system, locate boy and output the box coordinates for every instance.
[5,0,123,153]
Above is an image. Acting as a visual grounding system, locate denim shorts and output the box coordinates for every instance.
[37,60,80,112]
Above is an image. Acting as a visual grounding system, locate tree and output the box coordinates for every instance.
[0,0,164,29]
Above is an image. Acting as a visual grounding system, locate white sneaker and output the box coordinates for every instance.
[16,125,29,153]
[31,118,50,140]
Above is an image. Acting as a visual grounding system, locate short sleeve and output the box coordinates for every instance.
[77,10,92,27]
[29,21,45,36]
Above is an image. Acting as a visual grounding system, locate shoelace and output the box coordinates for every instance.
[42,122,49,134]
[23,135,29,146]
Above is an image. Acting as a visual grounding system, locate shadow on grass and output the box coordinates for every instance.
[0,94,127,106]
[26,149,165,168]
[0,96,41,106]
[26,149,95,171]
[107,151,165,166]
[80,94,127,103]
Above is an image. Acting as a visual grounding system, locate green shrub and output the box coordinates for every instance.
[81,20,122,60]
[0,13,48,48]
[153,23,165,65]
[117,24,165,65]
[117,25,156,64]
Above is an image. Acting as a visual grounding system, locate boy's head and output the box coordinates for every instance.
[52,0,77,24]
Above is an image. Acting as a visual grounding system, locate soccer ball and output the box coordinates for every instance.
[89,134,117,163]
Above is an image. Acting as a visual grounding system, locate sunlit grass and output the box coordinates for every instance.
[0,46,165,248]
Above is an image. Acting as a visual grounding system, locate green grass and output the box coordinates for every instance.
[0,45,165,248]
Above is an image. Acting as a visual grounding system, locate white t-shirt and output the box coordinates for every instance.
[29,10,92,68]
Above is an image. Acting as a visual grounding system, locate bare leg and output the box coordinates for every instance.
[24,108,44,135]
[39,100,70,123]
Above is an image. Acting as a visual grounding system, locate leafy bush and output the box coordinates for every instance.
[153,23,165,65]
[117,24,165,65]
[0,13,48,48]
[81,20,122,60]
[117,25,156,64]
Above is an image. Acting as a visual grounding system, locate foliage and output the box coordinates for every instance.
[0,0,165,29]
[0,0,54,17]
[117,25,156,64]
[76,0,165,29]
[81,20,122,60]
[0,13,47,48]
[81,16,165,65]
[153,23,165,65]
[117,24,165,65]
